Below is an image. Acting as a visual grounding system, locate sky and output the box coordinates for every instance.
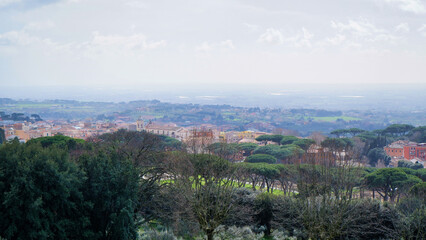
[0,0,426,101]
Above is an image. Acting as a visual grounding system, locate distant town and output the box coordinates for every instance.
[1,102,425,168]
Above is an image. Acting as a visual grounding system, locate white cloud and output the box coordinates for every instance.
[325,34,346,45]
[297,28,314,47]
[382,0,426,14]
[258,27,314,48]
[195,40,235,54]
[394,22,410,32]
[24,21,55,31]
[331,19,399,44]
[0,29,166,58]
[418,24,426,36]
[0,0,20,8]
[0,31,52,46]
[125,0,148,9]
[195,42,213,53]
[219,40,235,49]
[0,30,59,57]
[89,31,166,50]
[244,23,260,32]
[258,28,284,45]
[331,19,384,37]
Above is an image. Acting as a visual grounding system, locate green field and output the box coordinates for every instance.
[161,178,287,196]
[311,116,362,122]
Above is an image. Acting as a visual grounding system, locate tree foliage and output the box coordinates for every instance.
[207,142,240,161]
[1,129,425,240]
[238,143,259,156]
[409,126,426,143]
[27,135,85,150]
[0,128,5,144]
[366,168,421,202]
[255,134,284,144]
[398,160,424,170]
[77,151,139,240]
[330,128,366,138]
[292,138,315,151]
[189,154,236,240]
[279,136,299,145]
[367,147,391,166]
[245,154,277,164]
[0,140,92,240]
[383,124,415,136]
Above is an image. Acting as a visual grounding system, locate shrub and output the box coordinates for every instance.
[212,225,264,240]
[246,154,277,164]
[138,228,178,240]
[395,197,426,239]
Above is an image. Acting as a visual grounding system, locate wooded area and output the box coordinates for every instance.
[0,130,425,240]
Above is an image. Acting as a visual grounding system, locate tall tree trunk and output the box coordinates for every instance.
[207,229,214,240]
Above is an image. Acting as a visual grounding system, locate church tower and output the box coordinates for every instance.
[136,118,144,131]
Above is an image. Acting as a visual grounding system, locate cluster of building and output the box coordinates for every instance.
[384,140,426,166]
[1,120,128,142]
[129,119,271,146]
[1,117,271,146]
[3,116,425,168]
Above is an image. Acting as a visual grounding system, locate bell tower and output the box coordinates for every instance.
[136,117,144,131]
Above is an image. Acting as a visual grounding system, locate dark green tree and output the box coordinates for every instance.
[0,128,5,144]
[409,126,426,143]
[292,138,316,151]
[398,160,424,170]
[409,182,426,201]
[189,154,236,240]
[207,142,240,161]
[396,197,426,239]
[249,163,280,193]
[238,143,258,156]
[254,193,275,236]
[321,137,354,153]
[367,147,391,166]
[331,128,365,138]
[0,140,92,240]
[330,129,347,138]
[255,134,284,145]
[78,151,140,240]
[280,135,299,145]
[158,135,184,151]
[366,168,413,202]
[253,144,280,156]
[26,135,85,150]
[347,128,366,137]
[245,154,277,164]
[384,124,415,137]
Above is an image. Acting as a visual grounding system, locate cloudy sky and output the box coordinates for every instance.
[1,0,425,99]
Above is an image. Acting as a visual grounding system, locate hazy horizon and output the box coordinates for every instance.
[1,83,425,112]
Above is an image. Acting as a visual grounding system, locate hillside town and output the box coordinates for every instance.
[2,114,425,168]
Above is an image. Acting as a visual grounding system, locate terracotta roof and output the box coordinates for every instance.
[145,124,181,131]
[387,140,417,148]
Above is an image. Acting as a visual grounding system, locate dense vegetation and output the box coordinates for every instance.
[1,130,425,240]
[227,124,426,168]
